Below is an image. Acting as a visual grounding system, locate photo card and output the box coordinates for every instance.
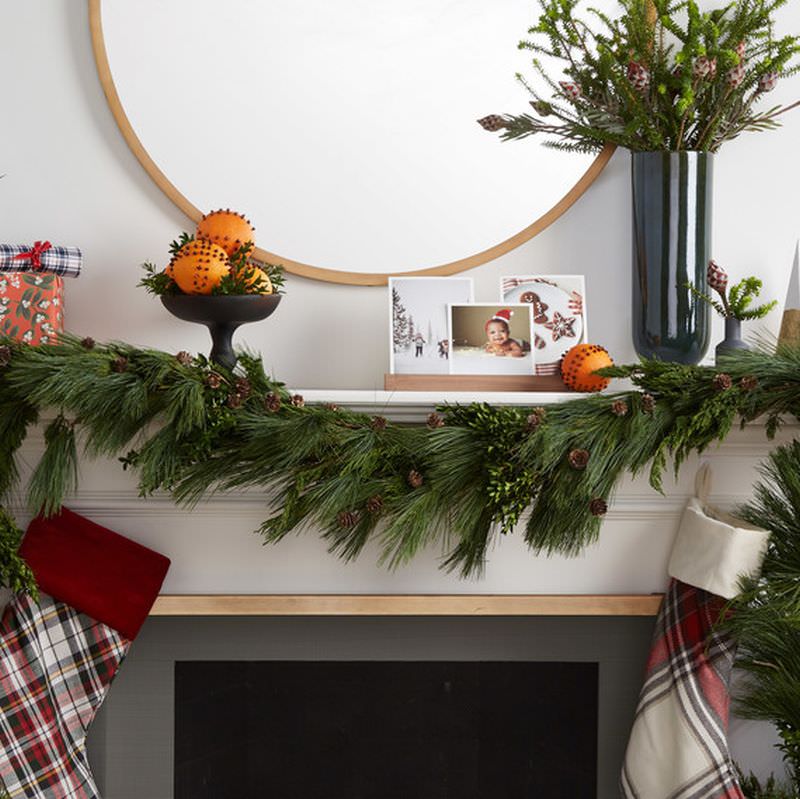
[449,303,535,376]
[389,277,474,374]
[500,275,588,375]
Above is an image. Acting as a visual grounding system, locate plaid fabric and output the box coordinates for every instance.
[621,579,743,799]
[0,593,130,798]
[0,246,82,279]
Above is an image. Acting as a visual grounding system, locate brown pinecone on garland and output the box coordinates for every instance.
[0,346,11,367]
[264,392,282,413]
[366,495,384,514]
[338,510,359,529]
[175,350,192,366]
[707,260,728,293]
[627,61,650,92]
[739,375,758,392]
[758,72,778,93]
[80,337,95,350]
[371,415,388,431]
[227,392,243,409]
[110,356,128,373]
[407,469,424,489]
[234,377,252,398]
[205,372,222,389]
[291,393,305,408]
[589,498,608,517]
[712,373,733,392]
[324,403,339,412]
[611,399,629,417]
[568,449,590,470]
[641,393,656,414]
[525,408,546,432]
[427,412,445,429]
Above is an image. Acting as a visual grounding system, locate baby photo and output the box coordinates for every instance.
[449,304,535,375]
[389,277,474,374]
[500,275,587,375]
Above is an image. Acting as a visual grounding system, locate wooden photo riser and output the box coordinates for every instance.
[384,373,571,392]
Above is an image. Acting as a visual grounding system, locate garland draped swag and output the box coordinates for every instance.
[0,336,799,584]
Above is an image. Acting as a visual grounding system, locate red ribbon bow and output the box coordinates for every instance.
[13,240,52,270]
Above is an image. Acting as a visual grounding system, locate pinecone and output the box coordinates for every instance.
[693,56,717,80]
[0,345,11,367]
[175,350,192,366]
[205,372,222,389]
[366,495,384,514]
[707,260,728,293]
[80,337,96,350]
[234,377,252,398]
[559,81,582,100]
[291,393,305,408]
[264,392,282,413]
[338,510,359,529]
[739,375,758,392]
[324,403,339,412]
[227,392,243,409]
[477,115,508,132]
[407,469,424,489]
[525,407,546,432]
[627,61,651,92]
[641,393,656,414]
[110,356,128,373]
[589,498,608,517]
[568,448,590,470]
[371,415,387,431]
[712,373,733,392]
[427,412,445,429]
[611,399,629,417]
[735,40,746,59]
[758,72,778,93]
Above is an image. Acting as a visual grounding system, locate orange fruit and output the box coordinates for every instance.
[196,209,255,256]
[234,262,273,294]
[560,343,614,392]
[169,240,231,295]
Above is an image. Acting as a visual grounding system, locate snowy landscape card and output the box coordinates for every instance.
[389,277,473,374]
[449,303,535,376]
[500,275,588,375]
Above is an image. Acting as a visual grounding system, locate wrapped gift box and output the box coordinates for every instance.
[0,272,64,344]
[0,243,80,345]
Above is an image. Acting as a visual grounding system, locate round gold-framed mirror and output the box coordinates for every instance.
[89,0,614,286]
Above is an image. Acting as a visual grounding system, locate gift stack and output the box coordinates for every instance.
[0,241,82,344]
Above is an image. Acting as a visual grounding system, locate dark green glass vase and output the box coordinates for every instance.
[631,151,712,364]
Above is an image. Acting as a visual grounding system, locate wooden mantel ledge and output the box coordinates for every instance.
[150,594,663,617]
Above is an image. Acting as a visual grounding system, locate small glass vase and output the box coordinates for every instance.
[631,151,712,364]
[715,317,749,363]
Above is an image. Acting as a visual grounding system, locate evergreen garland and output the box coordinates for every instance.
[0,336,799,582]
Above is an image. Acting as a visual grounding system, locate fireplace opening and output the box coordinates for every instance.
[174,660,598,799]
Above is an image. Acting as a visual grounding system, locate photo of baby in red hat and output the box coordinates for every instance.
[449,303,534,375]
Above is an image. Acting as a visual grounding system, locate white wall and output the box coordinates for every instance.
[2,0,799,783]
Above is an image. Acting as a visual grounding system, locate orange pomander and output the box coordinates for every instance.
[169,240,231,295]
[196,209,255,256]
[234,263,273,294]
[560,343,614,392]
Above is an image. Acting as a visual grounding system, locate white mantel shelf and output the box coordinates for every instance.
[150,594,664,617]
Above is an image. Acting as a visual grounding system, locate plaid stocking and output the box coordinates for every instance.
[621,579,744,799]
[0,508,169,798]
[621,468,769,799]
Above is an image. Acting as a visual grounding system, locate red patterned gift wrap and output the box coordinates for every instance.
[0,272,64,344]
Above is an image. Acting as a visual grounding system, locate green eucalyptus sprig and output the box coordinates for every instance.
[478,0,800,153]
[688,259,778,320]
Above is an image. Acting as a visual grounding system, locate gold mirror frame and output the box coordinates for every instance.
[89,0,614,286]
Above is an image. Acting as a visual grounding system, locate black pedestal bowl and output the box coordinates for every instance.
[161,294,281,370]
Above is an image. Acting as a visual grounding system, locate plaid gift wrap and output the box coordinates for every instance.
[0,508,169,798]
[621,579,743,799]
[0,245,82,279]
[0,593,130,798]
[0,272,63,345]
